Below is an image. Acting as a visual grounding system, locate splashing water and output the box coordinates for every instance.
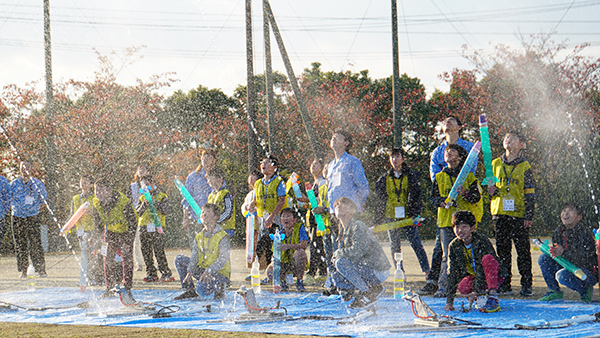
[565,112,600,230]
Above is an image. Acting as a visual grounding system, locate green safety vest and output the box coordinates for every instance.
[138,192,167,228]
[207,188,236,231]
[196,229,231,278]
[93,191,131,234]
[490,158,533,218]
[436,171,483,228]
[254,176,288,217]
[73,194,95,232]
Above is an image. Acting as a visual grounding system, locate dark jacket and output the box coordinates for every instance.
[333,218,391,272]
[374,167,422,225]
[552,222,598,274]
[446,231,507,304]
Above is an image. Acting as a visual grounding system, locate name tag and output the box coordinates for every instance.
[77,229,85,237]
[25,196,35,205]
[147,223,156,233]
[101,242,108,256]
[331,173,341,187]
[395,206,405,219]
[503,197,515,212]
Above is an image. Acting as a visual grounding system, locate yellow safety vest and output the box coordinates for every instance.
[384,174,409,219]
[138,192,167,228]
[490,158,533,218]
[254,176,288,217]
[92,191,131,234]
[305,181,331,230]
[73,193,95,232]
[196,229,231,278]
[435,171,483,227]
[207,188,236,231]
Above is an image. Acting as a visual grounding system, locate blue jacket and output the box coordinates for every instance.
[11,177,47,218]
[327,152,369,212]
[181,168,226,221]
[0,176,10,218]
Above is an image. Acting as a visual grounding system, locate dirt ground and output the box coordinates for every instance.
[0,239,556,337]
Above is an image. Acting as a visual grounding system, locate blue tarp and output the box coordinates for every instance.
[0,287,599,337]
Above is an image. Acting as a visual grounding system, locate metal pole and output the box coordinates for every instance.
[43,0,57,210]
[264,0,322,160]
[263,0,277,156]
[391,0,402,148]
[246,0,258,173]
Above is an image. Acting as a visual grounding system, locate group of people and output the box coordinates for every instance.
[6,117,597,312]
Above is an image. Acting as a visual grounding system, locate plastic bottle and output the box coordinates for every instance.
[393,253,405,299]
[251,260,261,293]
[27,264,36,291]
[272,229,282,294]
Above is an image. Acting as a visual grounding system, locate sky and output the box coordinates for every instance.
[1,0,600,99]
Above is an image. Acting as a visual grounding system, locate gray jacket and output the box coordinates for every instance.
[333,218,391,271]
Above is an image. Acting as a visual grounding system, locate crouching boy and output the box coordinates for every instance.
[445,211,506,313]
[329,197,391,308]
[174,204,230,300]
[538,202,598,303]
[266,208,308,291]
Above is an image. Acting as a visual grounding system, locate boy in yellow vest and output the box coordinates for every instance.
[431,144,482,298]
[266,208,309,291]
[72,174,103,288]
[173,203,230,300]
[92,178,138,299]
[136,175,174,283]
[206,168,235,237]
[487,131,535,297]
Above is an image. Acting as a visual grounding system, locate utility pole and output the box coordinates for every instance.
[391,0,402,148]
[43,0,57,211]
[246,0,258,173]
[264,0,322,160]
[263,0,277,156]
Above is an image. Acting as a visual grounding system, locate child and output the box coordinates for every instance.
[374,148,429,280]
[173,203,230,300]
[266,208,309,291]
[136,175,174,283]
[430,144,482,297]
[241,170,263,274]
[254,155,288,269]
[487,131,535,296]
[538,203,598,302]
[445,211,505,313]
[329,197,390,308]
[92,178,137,299]
[206,168,235,237]
[305,159,329,282]
[72,175,103,287]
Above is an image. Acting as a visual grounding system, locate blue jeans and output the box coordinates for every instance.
[438,227,456,290]
[538,254,597,295]
[174,255,228,296]
[428,227,443,284]
[331,257,387,293]
[388,225,429,272]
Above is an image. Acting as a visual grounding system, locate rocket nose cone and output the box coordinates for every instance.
[479,114,487,124]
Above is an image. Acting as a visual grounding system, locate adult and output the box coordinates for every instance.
[421,116,476,296]
[11,160,48,278]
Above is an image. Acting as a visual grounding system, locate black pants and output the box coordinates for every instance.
[139,226,172,277]
[104,231,134,289]
[13,215,46,274]
[306,220,327,277]
[493,215,532,288]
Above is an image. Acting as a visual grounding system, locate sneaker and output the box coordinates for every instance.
[20,273,27,279]
[539,290,564,302]
[350,284,384,309]
[418,282,438,296]
[520,286,533,297]
[160,275,175,282]
[99,290,116,299]
[143,275,159,283]
[433,289,447,298]
[478,295,500,313]
[322,285,340,296]
[174,289,199,300]
[497,284,513,295]
[296,279,306,292]
[37,272,47,278]
[280,280,289,291]
[580,286,594,303]
[260,278,270,285]
[245,275,251,282]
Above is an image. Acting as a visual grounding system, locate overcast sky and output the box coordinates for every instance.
[1,0,599,98]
